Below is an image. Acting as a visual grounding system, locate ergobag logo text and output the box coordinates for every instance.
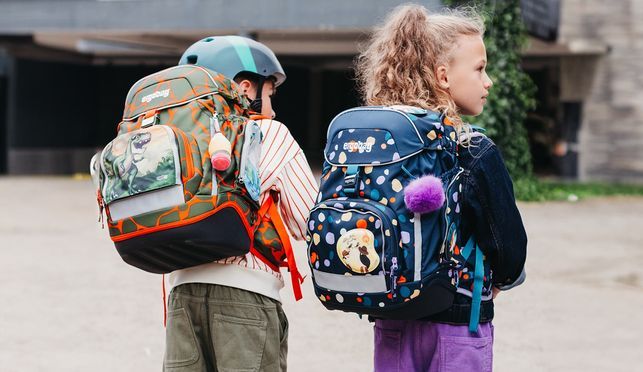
[343,140,373,153]
[141,89,170,103]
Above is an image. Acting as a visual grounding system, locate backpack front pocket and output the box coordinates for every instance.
[170,126,202,200]
[100,125,195,220]
[238,120,262,202]
[307,199,400,294]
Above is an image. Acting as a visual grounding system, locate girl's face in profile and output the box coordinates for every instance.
[440,34,493,116]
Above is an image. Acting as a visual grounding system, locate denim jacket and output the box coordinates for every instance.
[427,134,527,325]
[460,134,527,288]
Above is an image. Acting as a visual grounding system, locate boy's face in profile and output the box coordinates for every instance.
[238,78,277,118]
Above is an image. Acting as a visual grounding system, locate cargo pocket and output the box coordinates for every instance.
[373,325,402,372]
[164,308,200,369]
[438,334,493,372]
[211,313,267,372]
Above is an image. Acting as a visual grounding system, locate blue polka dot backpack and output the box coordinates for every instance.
[308,105,486,331]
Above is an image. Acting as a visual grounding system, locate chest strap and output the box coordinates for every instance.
[343,165,360,196]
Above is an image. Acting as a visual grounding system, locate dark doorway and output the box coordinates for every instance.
[4,54,361,173]
[0,75,6,174]
[273,60,359,165]
[7,58,172,173]
[523,58,561,177]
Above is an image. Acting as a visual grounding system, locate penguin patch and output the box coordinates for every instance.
[336,228,380,274]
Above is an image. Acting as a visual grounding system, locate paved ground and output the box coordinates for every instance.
[0,177,641,371]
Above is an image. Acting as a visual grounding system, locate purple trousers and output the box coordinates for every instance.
[374,320,494,372]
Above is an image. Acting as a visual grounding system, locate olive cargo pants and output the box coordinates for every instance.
[164,283,288,372]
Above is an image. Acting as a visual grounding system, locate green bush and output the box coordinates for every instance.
[514,178,643,202]
[443,0,537,180]
[441,1,643,202]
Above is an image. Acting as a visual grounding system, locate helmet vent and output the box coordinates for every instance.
[186,55,198,64]
[204,38,214,42]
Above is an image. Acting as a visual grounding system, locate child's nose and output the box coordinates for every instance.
[484,74,493,89]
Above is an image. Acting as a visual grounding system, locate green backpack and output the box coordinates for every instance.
[92,64,262,273]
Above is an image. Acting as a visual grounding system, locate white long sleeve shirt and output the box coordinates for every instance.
[168,119,318,302]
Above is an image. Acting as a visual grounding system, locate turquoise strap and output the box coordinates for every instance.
[470,125,487,133]
[461,237,475,261]
[343,165,359,195]
[469,244,484,333]
[461,237,484,333]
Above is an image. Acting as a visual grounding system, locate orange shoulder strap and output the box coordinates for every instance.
[250,114,272,121]
[260,192,304,301]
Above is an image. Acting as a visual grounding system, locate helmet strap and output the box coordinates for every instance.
[249,76,266,113]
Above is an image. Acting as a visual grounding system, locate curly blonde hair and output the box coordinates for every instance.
[355,4,485,142]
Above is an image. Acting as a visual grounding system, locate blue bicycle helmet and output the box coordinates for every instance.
[179,35,286,87]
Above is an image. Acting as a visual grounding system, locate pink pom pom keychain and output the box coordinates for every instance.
[403,175,445,214]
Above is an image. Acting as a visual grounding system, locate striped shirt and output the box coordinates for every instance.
[168,119,319,302]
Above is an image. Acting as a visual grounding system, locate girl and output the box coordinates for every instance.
[355,4,527,371]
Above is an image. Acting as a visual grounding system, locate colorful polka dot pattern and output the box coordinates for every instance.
[308,201,392,276]
[443,183,493,297]
[309,106,492,316]
[327,128,399,165]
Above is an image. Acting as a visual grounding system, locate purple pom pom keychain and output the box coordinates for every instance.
[403,175,445,214]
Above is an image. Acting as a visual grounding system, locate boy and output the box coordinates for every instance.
[164,36,318,372]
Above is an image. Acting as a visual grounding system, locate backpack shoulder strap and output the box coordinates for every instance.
[250,114,272,121]
[254,191,305,301]
[461,236,485,333]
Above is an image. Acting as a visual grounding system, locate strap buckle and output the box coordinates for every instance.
[343,165,360,195]
[141,110,159,127]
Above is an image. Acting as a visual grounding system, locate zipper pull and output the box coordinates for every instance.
[390,257,398,298]
[96,190,105,229]
[210,115,222,136]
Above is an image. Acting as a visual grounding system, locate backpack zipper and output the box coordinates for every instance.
[440,167,465,260]
[96,190,105,229]
[390,256,398,298]
[173,128,195,181]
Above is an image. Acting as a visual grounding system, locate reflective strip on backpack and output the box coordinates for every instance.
[312,269,387,293]
[413,212,422,281]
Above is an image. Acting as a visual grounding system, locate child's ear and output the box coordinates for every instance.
[436,65,450,90]
[237,79,253,95]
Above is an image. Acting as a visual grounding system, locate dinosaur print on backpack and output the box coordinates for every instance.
[101,126,175,203]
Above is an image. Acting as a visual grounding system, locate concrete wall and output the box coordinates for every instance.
[560,0,643,182]
[0,0,440,32]
[0,0,440,174]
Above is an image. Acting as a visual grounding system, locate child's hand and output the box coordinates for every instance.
[492,287,501,299]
